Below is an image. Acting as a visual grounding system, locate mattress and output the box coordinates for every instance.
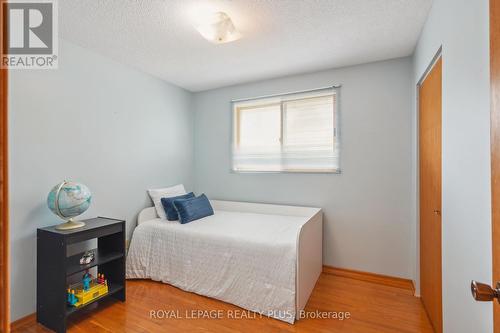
[126,209,308,323]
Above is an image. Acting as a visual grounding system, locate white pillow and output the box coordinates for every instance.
[148,184,186,220]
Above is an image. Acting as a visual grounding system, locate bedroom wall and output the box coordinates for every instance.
[9,39,194,321]
[192,57,414,280]
[412,0,491,332]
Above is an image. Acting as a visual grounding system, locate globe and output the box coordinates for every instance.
[47,181,92,230]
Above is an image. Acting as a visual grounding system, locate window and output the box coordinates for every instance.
[232,87,339,173]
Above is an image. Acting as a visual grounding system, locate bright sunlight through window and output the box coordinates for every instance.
[232,87,339,173]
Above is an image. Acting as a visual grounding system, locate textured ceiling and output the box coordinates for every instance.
[59,0,433,92]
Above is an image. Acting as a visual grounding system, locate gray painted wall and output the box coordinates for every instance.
[413,0,492,332]
[193,57,414,279]
[9,39,194,321]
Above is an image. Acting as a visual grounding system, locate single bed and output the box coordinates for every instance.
[126,200,322,323]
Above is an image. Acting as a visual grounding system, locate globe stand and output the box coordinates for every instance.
[55,218,86,230]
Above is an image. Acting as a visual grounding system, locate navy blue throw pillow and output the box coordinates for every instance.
[173,194,214,224]
[161,192,195,221]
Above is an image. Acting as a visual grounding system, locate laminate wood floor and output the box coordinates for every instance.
[12,273,434,333]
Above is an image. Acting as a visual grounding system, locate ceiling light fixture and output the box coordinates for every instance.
[195,12,241,44]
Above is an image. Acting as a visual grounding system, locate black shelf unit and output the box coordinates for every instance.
[37,217,126,333]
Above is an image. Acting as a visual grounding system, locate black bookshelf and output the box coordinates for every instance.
[37,217,126,333]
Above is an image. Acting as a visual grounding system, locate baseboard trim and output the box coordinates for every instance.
[323,265,415,294]
[10,313,36,330]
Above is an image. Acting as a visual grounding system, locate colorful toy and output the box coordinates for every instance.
[67,271,109,308]
[82,271,92,291]
[97,273,107,285]
[67,289,78,306]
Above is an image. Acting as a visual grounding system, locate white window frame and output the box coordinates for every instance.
[230,86,341,174]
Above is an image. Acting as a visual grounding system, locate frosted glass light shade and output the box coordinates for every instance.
[196,12,241,44]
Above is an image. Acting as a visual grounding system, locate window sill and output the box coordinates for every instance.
[230,169,341,174]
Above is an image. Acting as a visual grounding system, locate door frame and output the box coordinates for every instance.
[416,48,443,88]
[0,0,9,331]
[415,48,443,331]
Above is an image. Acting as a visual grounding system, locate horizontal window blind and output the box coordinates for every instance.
[232,87,339,172]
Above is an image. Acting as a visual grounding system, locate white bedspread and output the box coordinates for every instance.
[126,210,307,323]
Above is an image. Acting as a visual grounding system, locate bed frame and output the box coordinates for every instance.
[137,200,323,318]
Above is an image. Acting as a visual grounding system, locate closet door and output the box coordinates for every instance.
[419,57,442,333]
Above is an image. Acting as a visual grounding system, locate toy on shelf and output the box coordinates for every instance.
[82,271,92,291]
[66,289,78,306]
[67,271,109,308]
[79,250,95,265]
[97,273,107,285]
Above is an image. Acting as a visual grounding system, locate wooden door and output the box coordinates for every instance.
[0,67,7,333]
[419,57,443,333]
[492,1,500,331]
[0,0,8,332]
